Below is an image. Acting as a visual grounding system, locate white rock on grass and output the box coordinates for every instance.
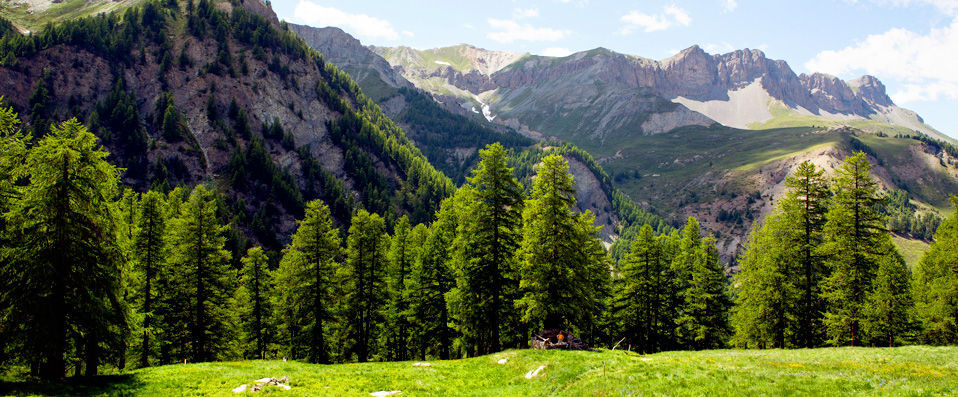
[232,384,248,393]
[524,365,546,379]
[370,391,402,397]
[497,358,508,364]
[412,362,431,367]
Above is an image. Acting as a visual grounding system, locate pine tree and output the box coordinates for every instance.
[166,185,234,362]
[451,143,524,355]
[516,154,609,337]
[912,196,958,344]
[133,191,167,367]
[819,152,885,346]
[1,119,126,378]
[273,200,341,363]
[339,209,389,362]
[780,161,830,347]
[239,247,272,359]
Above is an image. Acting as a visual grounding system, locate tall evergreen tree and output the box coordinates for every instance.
[678,236,731,349]
[273,200,341,363]
[731,215,799,348]
[166,185,234,362]
[613,224,670,352]
[339,209,389,362]
[671,218,702,348]
[133,191,167,367]
[819,152,886,346]
[451,143,524,355]
[1,119,126,378]
[516,154,609,336]
[863,241,913,346]
[780,161,830,347]
[409,191,466,359]
[239,247,272,359]
[384,216,422,361]
[912,196,958,344]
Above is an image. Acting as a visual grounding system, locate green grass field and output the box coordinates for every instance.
[3,347,957,396]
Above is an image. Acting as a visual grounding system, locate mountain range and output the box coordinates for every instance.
[2,0,956,262]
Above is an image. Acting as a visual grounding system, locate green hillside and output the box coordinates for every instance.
[0,0,144,32]
[4,347,957,396]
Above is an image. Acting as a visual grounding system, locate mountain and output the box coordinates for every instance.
[289,24,533,183]
[370,43,957,260]
[0,0,452,254]
[288,24,670,242]
[372,44,950,144]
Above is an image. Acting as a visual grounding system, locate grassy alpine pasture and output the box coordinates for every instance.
[2,347,956,396]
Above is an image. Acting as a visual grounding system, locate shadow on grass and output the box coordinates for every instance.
[0,374,142,396]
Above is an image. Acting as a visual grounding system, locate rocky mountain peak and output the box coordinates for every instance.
[848,75,893,107]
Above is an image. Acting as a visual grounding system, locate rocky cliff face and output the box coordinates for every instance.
[289,25,412,91]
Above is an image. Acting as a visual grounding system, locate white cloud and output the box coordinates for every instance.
[723,0,738,12]
[620,5,692,34]
[293,1,401,41]
[514,8,540,19]
[805,17,958,103]
[487,19,570,43]
[853,0,958,15]
[540,47,574,57]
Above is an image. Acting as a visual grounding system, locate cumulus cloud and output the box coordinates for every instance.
[487,19,570,43]
[540,47,574,57]
[620,5,692,34]
[805,18,958,103]
[293,1,401,41]
[723,0,738,12]
[514,8,540,19]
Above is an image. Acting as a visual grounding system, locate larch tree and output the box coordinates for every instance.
[819,152,886,346]
[613,224,670,352]
[166,185,234,362]
[239,247,272,359]
[133,190,167,367]
[1,119,126,378]
[731,215,799,348]
[516,154,609,337]
[409,190,466,359]
[679,236,731,350]
[339,209,389,362]
[273,200,341,363]
[451,143,524,355]
[863,240,913,347]
[779,160,830,347]
[384,216,423,361]
[912,195,958,344]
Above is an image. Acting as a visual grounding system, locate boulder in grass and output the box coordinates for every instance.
[232,384,248,393]
[370,391,402,397]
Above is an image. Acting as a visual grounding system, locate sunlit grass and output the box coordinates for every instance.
[3,346,956,396]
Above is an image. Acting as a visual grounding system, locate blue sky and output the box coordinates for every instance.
[271,0,958,138]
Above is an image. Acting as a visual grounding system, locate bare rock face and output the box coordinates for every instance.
[289,24,412,90]
[848,75,894,107]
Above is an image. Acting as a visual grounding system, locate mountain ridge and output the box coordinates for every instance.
[370,43,949,142]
